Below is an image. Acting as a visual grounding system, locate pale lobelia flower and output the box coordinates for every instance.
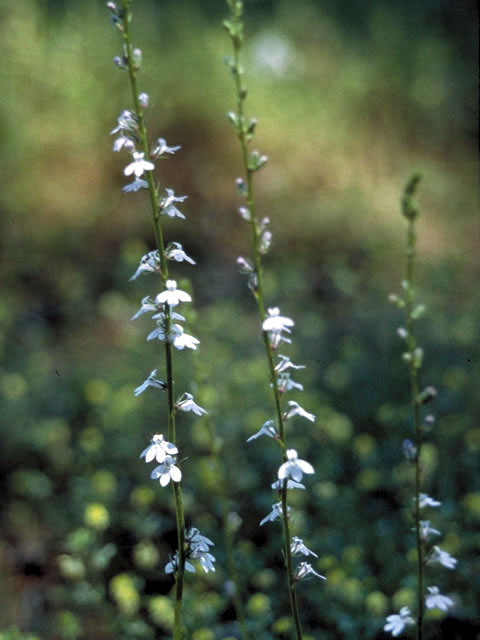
[262,307,294,332]
[111,109,138,135]
[165,242,196,265]
[165,551,195,575]
[271,478,305,491]
[113,135,135,153]
[156,280,191,307]
[428,546,458,569]
[277,372,304,393]
[140,433,178,464]
[129,250,161,281]
[283,400,315,422]
[170,324,200,350]
[260,501,289,526]
[146,311,187,341]
[425,586,454,611]
[278,449,314,483]
[384,607,415,637]
[247,419,278,442]
[175,392,207,416]
[295,561,326,581]
[123,178,148,193]
[418,520,441,541]
[151,138,181,158]
[150,455,182,486]
[131,295,157,320]
[418,493,442,509]
[262,307,294,348]
[274,354,305,374]
[134,369,167,396]
[159,188,187,219]
[185,528,217,571]
[124,151,155,177]
[291,536,318,558]
[186,527,214,552]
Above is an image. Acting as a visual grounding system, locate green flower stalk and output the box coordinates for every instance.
[224,2,324,638]
[106,3,215,638]
[384,175,456,639]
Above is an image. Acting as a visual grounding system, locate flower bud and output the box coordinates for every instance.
[236,177,247,197]
[132,48,142,70]
[138,93,149,109]
[417,386,437,405]
[403,439,417,462]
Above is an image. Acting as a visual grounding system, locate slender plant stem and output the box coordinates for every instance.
[121,3,185,637]
[404,218,424,640]
[228,12,303,639]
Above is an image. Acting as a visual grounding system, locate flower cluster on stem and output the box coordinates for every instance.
[384,175,456,638]
[224,2,323,637]
[106,2,213,638]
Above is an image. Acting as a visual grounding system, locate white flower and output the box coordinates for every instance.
[124,151,155,177]
[271,479,305,491]
[425,586,453,611]
[156,280,191,307]
[259,502,289,526]
[295,562,326,581]
[291,536,318,558]
[140,434,178,463]
[277,372,303,392]
[131,296,157,320]
[186,527,214,552]
[150,455,182,486]
[190,549,216,573]
[129,251,161,281]
[151,138,181,157]
[176,392,207,416]
[165,242,196,265]
[418,493,442,509]
[134,369,167,396]
[283,400,315,422]
[165,551,195,575]
[170,324,199,350]
[113,135,135,153]
[278,449,314,483]
[262,307,294,332]
[111,109,137,135]
[384,607,415,637]
[428,546,457,569]
[159,188,187,219]
[247,419,277,442]
[123,178,148,193]
[418,520,441,540]
[146,324,167,342]
[275,354,305,373]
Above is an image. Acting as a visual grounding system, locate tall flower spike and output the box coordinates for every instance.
[384,175,454,639]
[224,3,321,635]
[107,2,209,637]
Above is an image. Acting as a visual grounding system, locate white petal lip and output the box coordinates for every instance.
[160,473,170,487]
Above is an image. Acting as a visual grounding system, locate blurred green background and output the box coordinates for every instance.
[0,0,478,638]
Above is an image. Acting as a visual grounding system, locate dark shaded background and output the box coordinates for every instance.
[0,0,478,638]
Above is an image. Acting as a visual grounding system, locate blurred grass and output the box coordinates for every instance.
[0,0,478,638]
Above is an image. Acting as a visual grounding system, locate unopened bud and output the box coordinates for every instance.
[138,93,149,109]
[417,386,437,405]
[403,439,417,462]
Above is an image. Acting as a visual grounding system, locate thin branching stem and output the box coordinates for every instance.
[227,6,303,638]
[120,3,185,636]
